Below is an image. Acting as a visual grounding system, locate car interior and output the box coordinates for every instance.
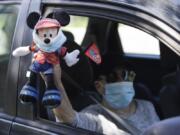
[35,10,180,125]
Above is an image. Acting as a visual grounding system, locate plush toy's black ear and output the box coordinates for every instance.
[46,10,70,26]
[26,11,41,29]
[54,10,70,26]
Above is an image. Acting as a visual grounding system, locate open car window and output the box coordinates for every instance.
[38,9,162,120]
[23,1,179,134]
[61,15,89,45]
[118,24,160,58]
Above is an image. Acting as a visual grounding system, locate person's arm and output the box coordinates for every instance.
[52,65,129,135]
[52,64,76,123]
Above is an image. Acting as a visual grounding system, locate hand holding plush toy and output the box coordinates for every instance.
[13,11,80,108]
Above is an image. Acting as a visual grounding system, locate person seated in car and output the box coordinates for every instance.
[53,65,160,135]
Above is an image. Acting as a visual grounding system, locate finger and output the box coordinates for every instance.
[72,50,80,57]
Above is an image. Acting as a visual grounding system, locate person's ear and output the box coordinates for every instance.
[26,11,41,29]
[46,9,70,26]
[94,80,106,95]
[96,85,105,95]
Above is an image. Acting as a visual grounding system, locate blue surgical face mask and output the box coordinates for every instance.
[33,29,67,53]
[103,81,135,109]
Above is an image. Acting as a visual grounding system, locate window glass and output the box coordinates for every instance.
[61,15,88,45]
[0,5,19,111]
[118,24,160,57]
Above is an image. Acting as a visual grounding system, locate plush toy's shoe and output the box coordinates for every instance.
[42,90,61,108]
[19,85,38,104]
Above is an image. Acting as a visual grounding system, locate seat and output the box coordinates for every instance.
[133,82,162,118]
[60,39,94,111]
[134,83,154,101]
[159,69,180,119]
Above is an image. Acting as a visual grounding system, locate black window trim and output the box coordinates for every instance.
[123,53,160,60]
[12,117,101,135]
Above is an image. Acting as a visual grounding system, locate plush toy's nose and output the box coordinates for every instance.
[44,38,50,44]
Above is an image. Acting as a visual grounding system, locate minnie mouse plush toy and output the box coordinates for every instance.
[12,10,80,108]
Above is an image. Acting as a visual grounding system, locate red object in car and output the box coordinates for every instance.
[85,43,102,64]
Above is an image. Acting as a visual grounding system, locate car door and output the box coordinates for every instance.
[10,0,180,135]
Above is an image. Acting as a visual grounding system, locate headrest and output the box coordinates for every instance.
[160,42,178,71]
[162,67,180,86]
[63,30,74,41]
[162,72,176,85]
[61,40,94,90]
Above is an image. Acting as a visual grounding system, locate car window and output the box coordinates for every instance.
[61,15,88,45]
[118,24,160,58]
[0,5,19,112]
[17,1,180,133]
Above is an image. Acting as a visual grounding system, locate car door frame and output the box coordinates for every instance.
[13,0,180,135]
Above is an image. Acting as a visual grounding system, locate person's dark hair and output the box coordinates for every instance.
[107,66,126,82]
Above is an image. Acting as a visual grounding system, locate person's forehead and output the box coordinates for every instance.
[114,68,123,73]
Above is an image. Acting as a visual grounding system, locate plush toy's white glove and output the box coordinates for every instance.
[12,46,31,57]
[64,50,80,67]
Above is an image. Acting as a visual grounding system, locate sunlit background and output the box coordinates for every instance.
[62,15,160,57]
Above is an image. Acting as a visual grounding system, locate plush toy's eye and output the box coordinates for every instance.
[44,34,47,37]
[50,34,52,37]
